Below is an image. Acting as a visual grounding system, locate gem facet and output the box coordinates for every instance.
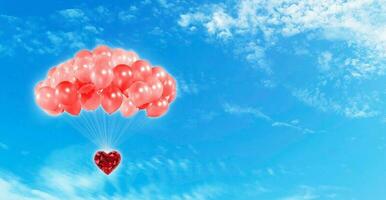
[94,150,121,175]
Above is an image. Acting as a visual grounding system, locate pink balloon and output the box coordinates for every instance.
[162,75,177,102]
[101,86,123,114]
[112,64,134,91]
[91,56,114,89]
[61,59,75,74]
[74,50,94,83]
[152,66,168,82]
[167,88,176,103]
[131,60,152,81]
[55,81,78,106]
[35,81,49,95]
[111,48,138,67]
[146,98,169,117]
[64,99,81,115]
[145,76,163,102]
[36,86,60,111]
[80,89,100,111]
[121,97,138,117]
[76,49,93,58]
[47,67,57,80]
[125,81,152,107]
[50,64,77,87]
[93,45,112,57]
[126,51,139,64]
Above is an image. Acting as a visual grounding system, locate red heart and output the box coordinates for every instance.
[94,150,121,175]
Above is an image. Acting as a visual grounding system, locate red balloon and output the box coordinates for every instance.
[131,60,152,81]
[121,97,138,117]
[125,81,152,107]
[112,64,134,91]
[145,76,163,102]
[80,89,100,111]
[36,86,60,111]
[91,56,114,89]
[55,81,78,106]
[74,50,94,83]
[162,75,177,102]
[138,103,150,110]
[152,66,168,82]
[64,99,81,115]
[146,98,169,117]
[93,45,112,57]
[73,79,85,91]
[101,86,123,114]
[45,106,64,116]
[78,83,95,94]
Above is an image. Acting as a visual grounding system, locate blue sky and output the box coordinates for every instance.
[0,0,386,199]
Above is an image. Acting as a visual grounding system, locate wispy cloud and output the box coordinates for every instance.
[272,122,315,134]
[0,145,228,200]
[0,143,353,199]
[223,103,315,134]
[58,8,89,22]
[178,0,386,59]
[223,103,272,121]
[0,12,102,56]
[279,185,348,200]
[178,0,386,119]
[292,88,379,119]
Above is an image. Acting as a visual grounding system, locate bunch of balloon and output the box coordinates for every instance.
[35,45,177,175]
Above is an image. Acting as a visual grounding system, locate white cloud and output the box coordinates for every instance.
[179,0,386,74]
[177,78,199,96]
[318,51,332,71]
[204,7,235,39]
[157,0,174,9]
[272,121,315,134]
[0,144,352,199]
[118,11,135,22]
[279,185,347,200]
[344,103,378,118]
[0,172,59,200]
[224,103,315,133]
[0,8,107,56]
[58,8,88,22]
[0,145,228,200]
[178,0,386,119]
[223,103,272,121]
[292,88,379,119]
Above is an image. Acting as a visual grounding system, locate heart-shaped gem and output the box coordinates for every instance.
[94,150,121,175]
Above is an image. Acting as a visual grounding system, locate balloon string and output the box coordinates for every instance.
[65,107,150,149]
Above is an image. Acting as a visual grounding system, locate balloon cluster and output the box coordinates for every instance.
[35,45,176,118]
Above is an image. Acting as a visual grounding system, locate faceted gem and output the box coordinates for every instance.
[94,150,121,175]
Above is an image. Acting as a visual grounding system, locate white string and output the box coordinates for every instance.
[65,107,148,149]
